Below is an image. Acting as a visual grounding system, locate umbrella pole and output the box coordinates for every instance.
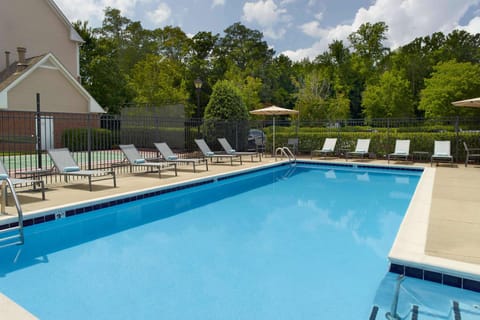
[272,116,275,156]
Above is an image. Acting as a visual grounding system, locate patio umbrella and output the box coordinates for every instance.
[250,105,299,154]
[451,97,480,108]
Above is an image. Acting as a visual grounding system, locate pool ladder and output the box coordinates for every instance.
[385,274,404,320]
[0,179,25,248]
[275,146,296,162]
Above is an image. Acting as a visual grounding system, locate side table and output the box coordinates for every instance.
[412,151,430,162]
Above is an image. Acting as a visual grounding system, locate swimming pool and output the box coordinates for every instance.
[0,162,474,319]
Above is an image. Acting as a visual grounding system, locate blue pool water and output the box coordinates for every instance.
[0,163,476,319]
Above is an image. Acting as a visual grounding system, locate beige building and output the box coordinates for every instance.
[0,0,104,113]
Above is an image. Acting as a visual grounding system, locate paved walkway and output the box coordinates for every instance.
[426,163,480,265]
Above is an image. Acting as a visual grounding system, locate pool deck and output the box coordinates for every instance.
[1,156,479,319]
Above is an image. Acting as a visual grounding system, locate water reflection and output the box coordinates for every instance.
[296,199,402,257]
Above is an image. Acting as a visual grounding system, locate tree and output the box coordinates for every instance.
[348,21,389,77]
[212,22,275,102]
[347,22,390,117]
[390,37,433,115]
[263,54,298,108]
[152,26,192,63]
[294,69,330,121]
[215,22,273,71]
[224,65,263,112]
[362,70,414,119]
[419,60,480,118]
[439,30,480,64]
[73,20,97,87]
[128,54,188,106]
[186,31,220,116]
[82,8,144,112]
[204,80,248,120]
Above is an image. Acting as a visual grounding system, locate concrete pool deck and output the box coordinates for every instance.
[1,156,479,318]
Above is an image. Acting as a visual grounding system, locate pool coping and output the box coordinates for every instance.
[0,292,37,319]
[388,166,480,292]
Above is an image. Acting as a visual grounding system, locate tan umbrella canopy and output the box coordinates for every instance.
[451,97,480,108]
[250,105,299,154]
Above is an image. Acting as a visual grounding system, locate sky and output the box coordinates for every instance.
[55,0,480,61]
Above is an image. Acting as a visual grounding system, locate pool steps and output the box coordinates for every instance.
[371,301,463,319]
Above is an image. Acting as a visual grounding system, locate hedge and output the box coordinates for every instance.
[62,128,113,151]
[270,130,480,162]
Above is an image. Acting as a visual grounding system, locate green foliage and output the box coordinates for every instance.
[75,6,480,120]
[294,69,329,121]
[348,22,390,82]
[419,60,480,118]
[273,129,477,162]
[224,65,263,111]
[62,128,113,151]
[204,80,248,121]
[294,68,350,121]
[362,70,414,119]
[151,26,192,63]
[128,54,188,105]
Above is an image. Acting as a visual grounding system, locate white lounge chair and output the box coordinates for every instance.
[217,138,261,162]
[388,139,410,164]
[154,142,208,172]
[0,159,45,201]
[47,148,116,191]
[431,141,453,166]
[311,138,337,158]
[194,139,242,165]
[119,144,177,178]
[346,139,371,161]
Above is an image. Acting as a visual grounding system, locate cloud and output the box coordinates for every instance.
[211,0,225,8]
[55,0,152,23]
[146,2,172,25]
[55,0,105,22]
[283,0,480,61]
[459,16,480,34]
[300,21,323,38]
[243,0,287,27]
[314,11,324,21]
[242,0,290,39]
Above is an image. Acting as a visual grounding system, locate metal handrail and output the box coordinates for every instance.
[275,147,296,162]
[0,179,24,245]
[385,274,404,320]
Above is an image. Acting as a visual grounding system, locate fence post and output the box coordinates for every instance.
[235,121,239,150]
[1,180,6,214]
[87,113,92,170]
[455,115,459,162]
[36,93,42,169]
[387,117,390,159]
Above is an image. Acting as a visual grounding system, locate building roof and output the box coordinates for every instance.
[0,53,104,113]
[0,55,46,92]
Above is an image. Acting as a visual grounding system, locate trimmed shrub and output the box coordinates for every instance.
[62,128,113,151]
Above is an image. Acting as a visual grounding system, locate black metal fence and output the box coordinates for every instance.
[1,110,479,186]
